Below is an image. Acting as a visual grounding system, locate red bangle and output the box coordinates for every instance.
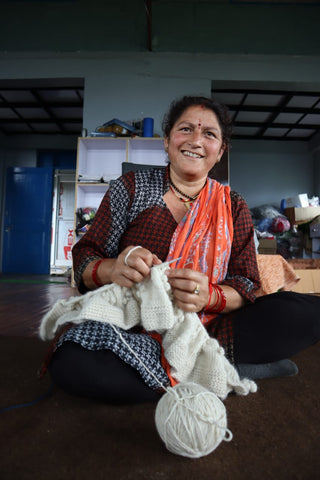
[206,284,226,313]
[215,285,226,312]
[92,259,104,287]
[206,284,220,311]
[205,283,214,311]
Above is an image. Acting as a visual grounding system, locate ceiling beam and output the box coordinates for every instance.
[234,121,319,130]
[0,118,82,124]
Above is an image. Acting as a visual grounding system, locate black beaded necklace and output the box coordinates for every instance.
[169,178,199,201]
[169,173,207,210]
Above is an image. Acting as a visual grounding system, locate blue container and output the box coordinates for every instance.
[143,117,154,137]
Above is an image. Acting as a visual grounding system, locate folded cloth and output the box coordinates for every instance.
[256,254,300,296]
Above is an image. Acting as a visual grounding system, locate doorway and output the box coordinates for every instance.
[2,167,53,274]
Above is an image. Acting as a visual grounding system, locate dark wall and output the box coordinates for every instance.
[1,0,319,55]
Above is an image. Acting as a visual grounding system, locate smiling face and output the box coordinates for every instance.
[164,105,225,182]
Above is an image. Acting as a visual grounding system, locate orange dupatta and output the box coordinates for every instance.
[166,177,234,327]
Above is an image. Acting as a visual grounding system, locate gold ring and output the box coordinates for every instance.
[193,283,200,295]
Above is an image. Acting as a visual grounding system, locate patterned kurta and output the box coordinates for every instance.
[69,166,260,369]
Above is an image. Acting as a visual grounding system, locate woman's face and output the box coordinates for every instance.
[164,105,225,180]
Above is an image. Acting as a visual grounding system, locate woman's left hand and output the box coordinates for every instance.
[165,268,209,312]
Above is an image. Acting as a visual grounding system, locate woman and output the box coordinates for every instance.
[48,96,320,404]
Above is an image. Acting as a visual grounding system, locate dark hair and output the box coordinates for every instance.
[162,95,233,148]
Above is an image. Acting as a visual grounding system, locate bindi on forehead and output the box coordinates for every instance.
[198,119,202,129]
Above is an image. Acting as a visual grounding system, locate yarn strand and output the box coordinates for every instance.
[109,324,170,393]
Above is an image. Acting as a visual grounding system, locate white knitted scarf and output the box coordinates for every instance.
[40,264,257,400]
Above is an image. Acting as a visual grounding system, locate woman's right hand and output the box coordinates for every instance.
[100,246,162,288]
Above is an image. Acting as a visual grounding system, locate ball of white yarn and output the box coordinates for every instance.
[155,382,233,458]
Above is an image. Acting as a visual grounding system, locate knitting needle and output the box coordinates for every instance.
[153,257,182,269]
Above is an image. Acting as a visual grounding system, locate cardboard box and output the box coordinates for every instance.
[284,206,320,226]
[258,238,277,255]
[291,269,320,294]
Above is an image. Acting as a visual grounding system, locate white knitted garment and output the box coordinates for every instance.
[40,264,257,399]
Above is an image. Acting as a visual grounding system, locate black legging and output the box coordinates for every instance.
[49,291,320,404]
[49,344,162,405]
[233,291,320,363]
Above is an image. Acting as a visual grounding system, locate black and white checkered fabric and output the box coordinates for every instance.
[56,320,171,391]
